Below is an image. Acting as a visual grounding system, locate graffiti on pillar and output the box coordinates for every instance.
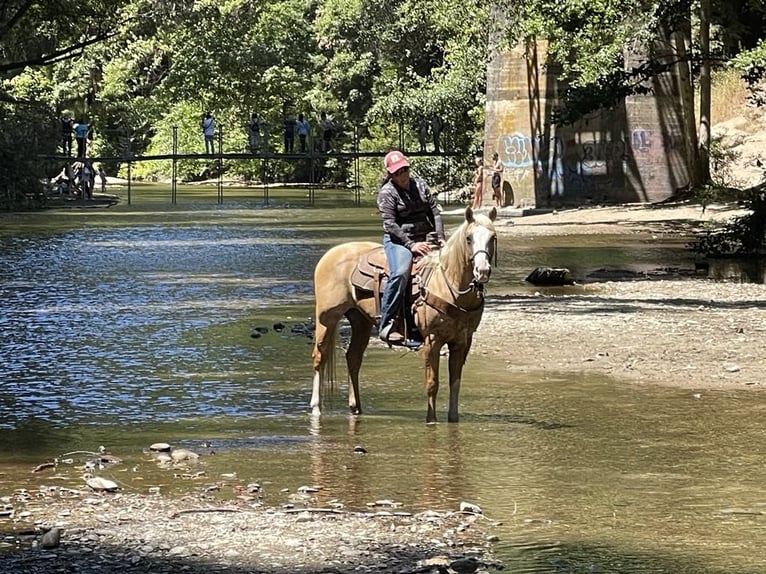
[631,127,682,155]
[500,133,535,169]
[632,128,651,153]
[496,132,634,197]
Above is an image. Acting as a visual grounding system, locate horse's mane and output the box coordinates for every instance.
[426,213,496,272]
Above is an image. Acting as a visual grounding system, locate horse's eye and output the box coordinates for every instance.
[466,235,473,244]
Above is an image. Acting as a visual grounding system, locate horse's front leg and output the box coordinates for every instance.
[446,341,470,423]
[424,337,442,424]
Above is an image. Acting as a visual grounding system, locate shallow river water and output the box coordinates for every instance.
[1,186,765,573]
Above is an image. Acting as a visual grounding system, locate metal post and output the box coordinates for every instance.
[125,128,133,205]
[171,126,178,204]
[354,125,360,206]
[262,156,269,206]
[217,124,223,204]
[309,151,315,206]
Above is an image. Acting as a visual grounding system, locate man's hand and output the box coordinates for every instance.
[410,241,432,256]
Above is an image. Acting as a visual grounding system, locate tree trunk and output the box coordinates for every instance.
[671,15,700,188]
[698,0,712,184]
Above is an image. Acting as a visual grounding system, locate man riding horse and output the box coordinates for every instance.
[377,150,445,348]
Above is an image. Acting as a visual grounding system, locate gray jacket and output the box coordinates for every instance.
[377,175,444,249]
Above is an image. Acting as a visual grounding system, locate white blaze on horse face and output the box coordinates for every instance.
[471,225,494,283]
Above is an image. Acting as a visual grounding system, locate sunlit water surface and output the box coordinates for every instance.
[1,187,764,573]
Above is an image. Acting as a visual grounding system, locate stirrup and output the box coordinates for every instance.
[379,323,404,344]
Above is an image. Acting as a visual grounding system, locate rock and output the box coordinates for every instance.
[459,501,482,514]
[170,449,199,462]
[86,477,119,492]
[450,556,480,574]
[525,267,574,286]
[149,443,171,452]
[40,527,62,549]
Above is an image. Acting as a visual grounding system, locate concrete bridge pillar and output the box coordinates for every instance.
[483,39,690,207]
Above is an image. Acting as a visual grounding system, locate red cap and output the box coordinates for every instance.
[384,150,410,174]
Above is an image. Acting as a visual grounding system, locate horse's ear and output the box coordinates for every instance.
[465,206,474,223]
[488,207,498,222]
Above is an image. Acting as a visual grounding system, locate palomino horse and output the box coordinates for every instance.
[310,207,497,423]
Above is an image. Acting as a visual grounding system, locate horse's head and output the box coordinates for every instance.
[463,206,497,284]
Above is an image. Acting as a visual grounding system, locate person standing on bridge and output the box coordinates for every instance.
[417,116,428,153]
[247,113,261,153]
[430,113,443,153]
[283,114,296,153]
[319,111,335,153]
[201,111,215,154]
[73,118,90,158]
[296,113,310,153]
[60,112,74,156]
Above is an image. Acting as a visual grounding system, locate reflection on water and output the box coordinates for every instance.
[1,191,765,573]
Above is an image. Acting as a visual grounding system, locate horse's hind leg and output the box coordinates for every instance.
[345,309,373,415]
[311,315,338,416]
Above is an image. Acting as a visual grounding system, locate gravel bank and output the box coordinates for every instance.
[1,491,500,573]
[472,203,766,391]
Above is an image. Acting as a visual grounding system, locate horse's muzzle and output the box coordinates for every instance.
[474,266,492,284]
[473,260,492,283]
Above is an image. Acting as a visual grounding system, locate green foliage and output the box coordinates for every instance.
[0,0,765,208]
[0,102,56,210]
[730,39,766,105]
[689,190,766,256]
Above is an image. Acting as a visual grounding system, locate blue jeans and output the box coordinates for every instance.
[379,236,413,330]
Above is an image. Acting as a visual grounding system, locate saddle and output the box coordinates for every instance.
[349,246,422,319]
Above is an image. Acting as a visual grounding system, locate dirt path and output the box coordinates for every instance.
[472,203,766,391]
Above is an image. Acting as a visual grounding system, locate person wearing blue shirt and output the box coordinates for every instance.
[73,119,90,158]
[296,114,310,153]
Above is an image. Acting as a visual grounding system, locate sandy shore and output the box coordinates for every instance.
[471,202,765,391]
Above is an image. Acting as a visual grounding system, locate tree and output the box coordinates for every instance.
[497,0,764,192]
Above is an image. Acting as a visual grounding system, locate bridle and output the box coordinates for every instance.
[437,228,497,300]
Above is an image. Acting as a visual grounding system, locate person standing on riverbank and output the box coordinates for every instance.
[491,152,504,207]
[471,157,486,209]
